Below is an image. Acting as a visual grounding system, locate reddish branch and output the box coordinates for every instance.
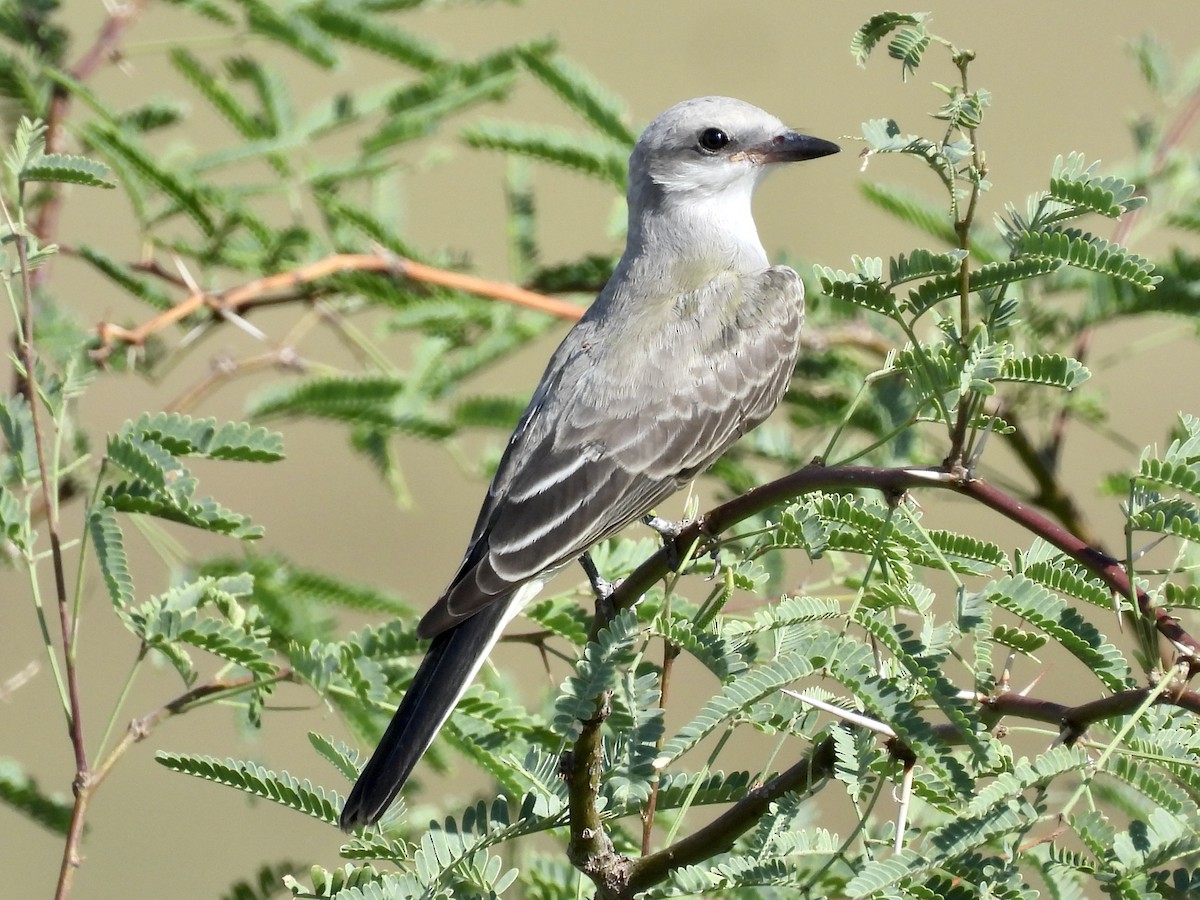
[35,1,149,286]
[92,253,585,361]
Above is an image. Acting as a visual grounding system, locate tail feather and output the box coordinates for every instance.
[339,595,517,831]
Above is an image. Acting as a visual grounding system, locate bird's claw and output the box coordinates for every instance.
[643,513,687,570]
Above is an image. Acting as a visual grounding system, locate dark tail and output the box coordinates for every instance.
[339,596,515,830]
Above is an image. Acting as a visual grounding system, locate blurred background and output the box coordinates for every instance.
[4,2,1200,896]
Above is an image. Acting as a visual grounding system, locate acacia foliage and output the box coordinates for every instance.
[3,4,1200,899]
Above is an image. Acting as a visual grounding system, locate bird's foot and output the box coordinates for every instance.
[579,552,616,621]
[643,513,686,570]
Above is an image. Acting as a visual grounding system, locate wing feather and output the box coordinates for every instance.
[419,265,804,637]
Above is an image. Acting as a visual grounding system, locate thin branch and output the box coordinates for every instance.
[624,738,837,896]
[2,192,87,899]
[946,47,986,465]
[1001,405,1100,548]
[565,592,628,899]
[640,637,680,855]
[92,252,585,361]
[604,464,1198,666]
[34,1,149,282]
[91,668,298,788]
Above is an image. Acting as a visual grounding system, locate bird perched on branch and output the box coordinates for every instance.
[340,96,839,830]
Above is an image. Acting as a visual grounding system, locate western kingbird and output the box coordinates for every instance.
[340,96,838,830]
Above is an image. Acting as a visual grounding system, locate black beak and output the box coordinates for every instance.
[759,131,840,164]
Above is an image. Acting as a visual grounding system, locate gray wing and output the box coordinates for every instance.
[417,266,803,638]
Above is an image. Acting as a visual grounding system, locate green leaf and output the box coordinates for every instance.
[453,395,527,430]
[846,848,926,897]
[1163,582,1200,611]
[888,24,932,80]
[518,46,636,145]
[932,86,990,130]
[0,757,72,835]
[906,257,1064,317]
[1128,498,1200,546]
[552,608,640,737]
[75,245,175,312]
[916,530,1007,575]
[1137,457,1200,498]
[307,733,363,784]
[105,483,263,539]
[462,121,628,188]
[0,484,29,551]
[855,613,988,760]
[302,5,446,72]
[850,12,927,67]
[1014,230,1159,289]
[20,153,114,188]
[0,392,39,482]
[650,614,749,682]
[889,248,968,286]
[124,575,274,681]
[4,117,45,180]
[84,124,216,234]
[220,861,305,900]
[118,99,186,133]
[237,0,339,69]
[170,48,261,138]
[814,264,898,317]
[1021,556,1113,609]
[605,670,664,804]
[1048,152,1144,218]
[977,574,1130,691]
[156,753,339,824]
[122,413,284,461]
[995,353,1090,390]
[860,118,963,186]
[249,375,454,439]
[992,624,1047,653]
[523,595,589,646]
[660,632,840,765]
[88,505,134,609]
[105,433,194,502]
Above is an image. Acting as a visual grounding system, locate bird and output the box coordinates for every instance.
[339,96,839,831]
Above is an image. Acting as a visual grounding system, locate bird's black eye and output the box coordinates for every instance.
[697,127,730,152]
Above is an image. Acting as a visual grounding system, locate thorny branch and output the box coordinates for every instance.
[91,252,586,361]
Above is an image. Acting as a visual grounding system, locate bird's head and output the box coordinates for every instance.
[629,96,839,206]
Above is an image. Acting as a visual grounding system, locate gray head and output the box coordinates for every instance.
[628,96,839,206]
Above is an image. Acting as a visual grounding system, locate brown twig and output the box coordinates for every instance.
[566,593,628,897]
[165,348,307,414]
[91,668,297,788]
[625,738,838,897]
[34,1,149,284]
[639,638,680,856]
[92,253,585,361]
[1001,406,1100,548]
[0,9,144,883]
[3,197,87,899]
[604,465,1197,664]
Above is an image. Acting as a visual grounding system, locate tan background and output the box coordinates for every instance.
[4,2,1200,897]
